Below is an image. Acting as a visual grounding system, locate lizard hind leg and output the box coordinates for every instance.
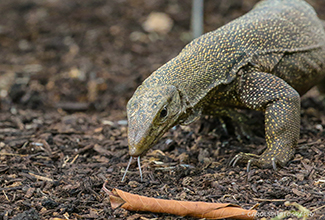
[231,70,300,170]
[204,108,254,141]
[316,76,325,94]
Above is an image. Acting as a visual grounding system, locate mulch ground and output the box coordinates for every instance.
[0,0,325,219]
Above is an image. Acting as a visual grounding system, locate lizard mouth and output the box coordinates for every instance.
[129,133,162,157]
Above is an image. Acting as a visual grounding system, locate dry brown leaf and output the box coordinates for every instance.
[103,183,257,219]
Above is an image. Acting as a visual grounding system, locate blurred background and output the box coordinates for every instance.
[1,0,325,120]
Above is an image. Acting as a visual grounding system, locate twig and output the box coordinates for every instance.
[70,154,79,164]
[28,172,53,182]
[311,204,325,213]
[253,198,286,202]
[2,190,10,202]
[0,152,28,157]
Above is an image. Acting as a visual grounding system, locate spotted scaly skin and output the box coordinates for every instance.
[127,0,325,169]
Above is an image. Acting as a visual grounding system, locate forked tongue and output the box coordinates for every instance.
[121,156,143,182]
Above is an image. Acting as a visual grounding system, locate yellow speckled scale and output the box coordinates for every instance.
[127,0,325,169]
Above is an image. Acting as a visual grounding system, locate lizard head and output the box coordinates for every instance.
[127,85,182,157]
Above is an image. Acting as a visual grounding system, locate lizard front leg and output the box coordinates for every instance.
[231,70,300,170]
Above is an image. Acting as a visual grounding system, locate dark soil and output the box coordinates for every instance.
[0,0,325,219]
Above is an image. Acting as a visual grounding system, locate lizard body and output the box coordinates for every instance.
[127,0,325,170]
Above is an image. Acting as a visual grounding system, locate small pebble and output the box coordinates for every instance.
[142,12,173,35]
[117,120,128,126]
[315,124,323,131]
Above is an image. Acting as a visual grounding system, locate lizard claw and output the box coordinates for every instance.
[271,157,277,171]
[229,152,280,171]
[229,152,259,167]
[235,123,253,141]
[219,118,229,135]
[247,159,252,172]
[229,154,241,167]
[246,157,277,172]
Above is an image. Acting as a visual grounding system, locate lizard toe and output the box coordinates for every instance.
[230,152,286,171]
[229,152,260,167]
[246,157,278,172]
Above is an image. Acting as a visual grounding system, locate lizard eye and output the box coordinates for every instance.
[160,106,168,118]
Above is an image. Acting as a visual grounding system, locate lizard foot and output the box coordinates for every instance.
[229,152,283,172]
[218,117,253,141]
[234,122,253,141]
